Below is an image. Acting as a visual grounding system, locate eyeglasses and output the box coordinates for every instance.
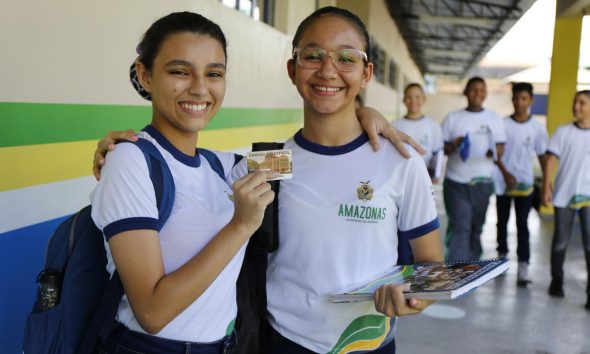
[292,46,368,72]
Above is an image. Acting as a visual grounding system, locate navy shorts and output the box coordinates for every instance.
[98,322,235,354]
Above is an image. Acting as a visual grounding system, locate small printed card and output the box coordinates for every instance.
[246,149,293,180]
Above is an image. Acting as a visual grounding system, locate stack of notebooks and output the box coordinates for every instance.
[331,258,509,302]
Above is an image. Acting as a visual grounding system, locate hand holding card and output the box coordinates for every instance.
[246,149,293,181]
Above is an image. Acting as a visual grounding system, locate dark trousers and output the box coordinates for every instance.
[551,207,590,294]
[266,322,396,354]
[98,322,235,354]
[443,179,494,261]
[496,194,533,262]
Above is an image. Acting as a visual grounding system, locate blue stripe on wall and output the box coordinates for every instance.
[0,215,69,354]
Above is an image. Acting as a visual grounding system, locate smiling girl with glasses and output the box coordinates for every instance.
[292,46,368,72]
[91,7,441,354]
[263,7,443,354]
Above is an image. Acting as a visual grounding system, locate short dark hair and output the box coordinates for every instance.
[404,83,425,96]
[463,76,486,94]
[576,90,590,100]
[292,6,371,63]
[138,12,227,72]
[512,82,533,97]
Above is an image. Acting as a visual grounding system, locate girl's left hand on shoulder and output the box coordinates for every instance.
[374,283,433,317]
[93,129,138,180]
[357,107,426,156]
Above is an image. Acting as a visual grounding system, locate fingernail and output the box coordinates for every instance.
[404,283,411,291]
[99,159,105,165]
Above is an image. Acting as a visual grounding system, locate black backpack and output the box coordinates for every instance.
[23,139,227,354]
[234,142,283,354]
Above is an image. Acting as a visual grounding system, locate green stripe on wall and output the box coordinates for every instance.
[0,102,302,148]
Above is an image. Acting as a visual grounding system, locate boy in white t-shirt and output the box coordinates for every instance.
[494,82,548,286]
[392,83,444,183]
[542,90,590,310]
[442,77,506,262]
[393,83,444,265]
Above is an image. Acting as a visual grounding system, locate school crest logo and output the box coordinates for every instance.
[357,181,374,201]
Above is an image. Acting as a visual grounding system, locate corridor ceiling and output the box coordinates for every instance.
[385,0,537,77]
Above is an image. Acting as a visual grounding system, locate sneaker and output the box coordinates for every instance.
[517,262,531,286]
[548,280,564,298]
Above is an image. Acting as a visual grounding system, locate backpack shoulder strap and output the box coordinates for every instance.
[133,139,175,229]
[234,142,283,354]
[198,148,225,181]
[80,139,175,354]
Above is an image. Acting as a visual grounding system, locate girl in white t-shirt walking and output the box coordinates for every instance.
[542,90,590,310]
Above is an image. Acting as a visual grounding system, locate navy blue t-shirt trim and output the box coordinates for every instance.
[574,122,590,130]
[402,115,425,121]
[398,217,440,240]
[104,217,158,240]
[294,129,369,155]
[546,150,559,158]
[510,115,532,123]
[234,154,244,166]
[142,125,200,167]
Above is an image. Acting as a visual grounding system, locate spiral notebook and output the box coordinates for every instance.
[330,258,509,302]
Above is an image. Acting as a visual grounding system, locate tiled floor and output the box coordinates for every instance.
[395,187,590,354]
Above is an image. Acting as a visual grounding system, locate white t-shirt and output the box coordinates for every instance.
[493,116,548,196]
[90,126,245,342]
[442,109,506,184]
[266,131,439,353]
[547,123,590,208]
[392,116,444,164]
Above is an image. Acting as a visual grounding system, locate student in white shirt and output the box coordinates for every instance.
[393,83,444,265]
[92,8,441,353]
[261,8,442,353]
[542,90,590,310]
[494,82,548,285]
[89,12,276,353]
[393,83,444,183]
[442,77,506,262]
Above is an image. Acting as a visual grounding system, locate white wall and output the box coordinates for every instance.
[338,0,424,117]
[0,0,301,108]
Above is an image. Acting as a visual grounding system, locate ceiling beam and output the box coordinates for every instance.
[419,15,498,27]
[422,48,473,59]
[427,64,464,73]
